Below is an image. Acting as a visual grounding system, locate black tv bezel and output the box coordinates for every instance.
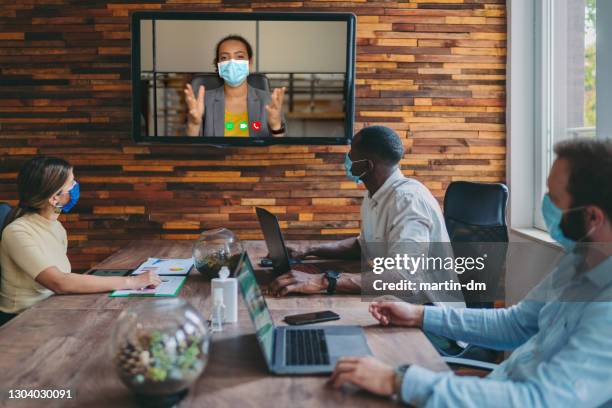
[131,11,356,147]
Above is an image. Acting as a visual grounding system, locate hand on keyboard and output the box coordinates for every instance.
[269,270,326,296]
[328,356,395,397]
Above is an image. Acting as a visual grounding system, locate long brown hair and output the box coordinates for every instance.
[1,157,72,235]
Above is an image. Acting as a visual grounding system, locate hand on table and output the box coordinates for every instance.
[268,270,326,296]
[131,271,162,289]
[328,356,395,397]
[287,245,311,260]
[369,301,424,328]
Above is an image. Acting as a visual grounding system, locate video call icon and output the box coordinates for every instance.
[224,121,262,133]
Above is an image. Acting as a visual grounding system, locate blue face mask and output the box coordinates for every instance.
[541,194,579,252]
[217,59,249,87]
[61,182,80,213]
[344,153,369,184]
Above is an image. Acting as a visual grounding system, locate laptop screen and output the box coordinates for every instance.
[236,253,275,366]
[256,207,290,274]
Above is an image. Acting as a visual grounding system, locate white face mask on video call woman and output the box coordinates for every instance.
[217,59,249,87]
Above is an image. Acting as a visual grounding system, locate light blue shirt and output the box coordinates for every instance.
[402,253,612,407]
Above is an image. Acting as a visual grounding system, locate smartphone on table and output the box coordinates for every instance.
[283,310,340,326]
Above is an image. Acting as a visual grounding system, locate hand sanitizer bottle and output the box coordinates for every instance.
[211,266,238,323]
[211,287,226,332]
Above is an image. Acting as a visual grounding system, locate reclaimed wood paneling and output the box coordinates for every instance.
[0,0,507,272]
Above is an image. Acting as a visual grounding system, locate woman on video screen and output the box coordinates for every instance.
[184,35,287,138]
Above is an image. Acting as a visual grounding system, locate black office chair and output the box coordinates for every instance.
[444,181,509,243]
[445,181,509,309]
[425,181,509,366]
[190,73,271,93]
[0,203,12,281]
[0,203,11,233]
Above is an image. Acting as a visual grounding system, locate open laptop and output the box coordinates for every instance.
[236,252,371,374]
[256,207,300,274]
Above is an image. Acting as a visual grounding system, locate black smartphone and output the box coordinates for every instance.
[284,310,340,326]
[88,269,133,277]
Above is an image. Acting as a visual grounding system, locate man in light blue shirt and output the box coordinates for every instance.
[328,138,612,407]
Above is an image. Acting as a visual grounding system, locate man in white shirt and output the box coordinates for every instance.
[269,125,453,298]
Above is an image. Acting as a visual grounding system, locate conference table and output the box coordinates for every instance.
[0,240,449,407]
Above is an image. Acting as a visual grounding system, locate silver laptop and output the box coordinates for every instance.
[236,253,371,374]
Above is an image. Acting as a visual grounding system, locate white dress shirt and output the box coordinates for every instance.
[358,168,450,250]
[357,168,464,306]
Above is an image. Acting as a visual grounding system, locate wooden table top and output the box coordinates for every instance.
[0,240,448,408]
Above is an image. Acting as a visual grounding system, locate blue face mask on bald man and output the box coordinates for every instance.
[344,153,372,184]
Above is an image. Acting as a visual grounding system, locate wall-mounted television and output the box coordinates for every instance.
[131,12,356,146]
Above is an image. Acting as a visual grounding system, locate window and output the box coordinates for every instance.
[534,0,597,229]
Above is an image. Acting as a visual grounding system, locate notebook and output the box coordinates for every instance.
[110,275,186,298]
[130,257,193,276]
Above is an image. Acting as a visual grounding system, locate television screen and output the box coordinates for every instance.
[131,12,356,146]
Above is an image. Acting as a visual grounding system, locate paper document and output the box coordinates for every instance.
[110,276,186,297]
[131,257,193,276]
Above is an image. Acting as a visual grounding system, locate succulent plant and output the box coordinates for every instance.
[115,330,206,387]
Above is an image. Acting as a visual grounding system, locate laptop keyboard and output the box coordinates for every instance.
[286,329,330,366]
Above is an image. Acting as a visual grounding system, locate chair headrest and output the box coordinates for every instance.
[444,181,508,227]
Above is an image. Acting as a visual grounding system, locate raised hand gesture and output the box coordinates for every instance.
[184,84,205,136]
[265,86,286,133]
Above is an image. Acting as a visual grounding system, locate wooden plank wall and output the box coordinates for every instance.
[0,0,506,272]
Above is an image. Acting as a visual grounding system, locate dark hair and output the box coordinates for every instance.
[554,138,612,220]
[354,125,405,165]
[213,35,253,70]
[1,157,72,234]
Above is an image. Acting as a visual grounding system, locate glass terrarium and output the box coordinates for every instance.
[192,227,244,280]
[111,299,210,407]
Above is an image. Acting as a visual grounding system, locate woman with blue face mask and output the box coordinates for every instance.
[184,35,287,138]
[0,157,162,326]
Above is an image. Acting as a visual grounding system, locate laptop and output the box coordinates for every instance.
[256,207,300,274]
[236,252,371,374]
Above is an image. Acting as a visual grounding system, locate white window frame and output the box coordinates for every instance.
[533,0,554,230]
[599,1,612,137]
[507,0,606,233]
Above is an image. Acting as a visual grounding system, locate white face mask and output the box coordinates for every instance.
[217,59,249,87]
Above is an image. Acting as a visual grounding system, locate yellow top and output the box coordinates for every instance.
[0,213,71,314]
[224,111,249,137]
